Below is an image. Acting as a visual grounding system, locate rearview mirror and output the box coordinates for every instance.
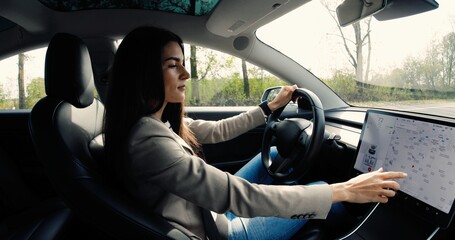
[336,0,439,27]
[336,0,386,27]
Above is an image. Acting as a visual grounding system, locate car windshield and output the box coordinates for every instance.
[257,0,455,118]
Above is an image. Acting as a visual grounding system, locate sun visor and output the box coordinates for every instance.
[206,0,294,37]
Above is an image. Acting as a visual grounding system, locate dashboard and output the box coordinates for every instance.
[324,108,455,239]
[354,109,455,228]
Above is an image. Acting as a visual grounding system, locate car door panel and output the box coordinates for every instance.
[186,107,265,174]
[0,111,55,209]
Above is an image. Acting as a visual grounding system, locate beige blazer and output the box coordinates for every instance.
[124,107,332,239]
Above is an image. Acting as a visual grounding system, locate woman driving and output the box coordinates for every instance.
[103,26,407,240]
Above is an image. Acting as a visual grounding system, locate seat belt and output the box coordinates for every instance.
[201,208,222,240]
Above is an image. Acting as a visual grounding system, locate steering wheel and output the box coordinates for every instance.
[261,88,325,181]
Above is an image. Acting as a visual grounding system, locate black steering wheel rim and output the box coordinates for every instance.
[261,88,325,181]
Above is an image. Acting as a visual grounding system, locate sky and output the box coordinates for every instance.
[256,0,455,78]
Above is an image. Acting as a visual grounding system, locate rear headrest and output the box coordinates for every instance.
[45,33,94,108]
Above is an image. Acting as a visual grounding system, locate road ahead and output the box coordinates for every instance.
[389,102,455,119]
[356,101,455,119]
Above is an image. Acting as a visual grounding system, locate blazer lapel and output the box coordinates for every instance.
[163,121,196,155]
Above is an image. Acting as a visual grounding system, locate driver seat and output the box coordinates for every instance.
[28,32,189,239]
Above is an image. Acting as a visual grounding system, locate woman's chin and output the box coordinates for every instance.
[168,97,185,103]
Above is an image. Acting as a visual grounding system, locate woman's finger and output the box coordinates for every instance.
[379,188,397,198]
[381,180,401,191]
[379,171,407,180]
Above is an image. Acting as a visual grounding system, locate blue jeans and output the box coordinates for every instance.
[226,147,347,240]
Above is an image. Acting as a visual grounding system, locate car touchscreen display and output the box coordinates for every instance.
[353,109,455,227]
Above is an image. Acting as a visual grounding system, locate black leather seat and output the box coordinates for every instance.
[29,33,189,239]
[0,148,71,240]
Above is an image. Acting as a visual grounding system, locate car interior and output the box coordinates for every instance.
[1,0,454,239]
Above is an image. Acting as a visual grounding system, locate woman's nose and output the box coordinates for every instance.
[181,66,190,80]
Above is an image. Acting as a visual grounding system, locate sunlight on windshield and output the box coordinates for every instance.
[257,0,455,117]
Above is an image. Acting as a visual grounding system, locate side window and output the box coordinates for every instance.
[0,48,46,110]
[0,45,284,109]
[184,45,286,106]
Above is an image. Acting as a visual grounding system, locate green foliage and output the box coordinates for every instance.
[186,78,226,106]
[323,70,358,100]
[0,84,10,109]
[324,69,455,104]
[185,75,286,106]
[210,75,286,106]
[322,31,455,104]
[0,100,15,109]
[186,46,287,106]
[3,30,453,110]
[0,84,5,100]
[0,83,15,109]
[25,77,45,109]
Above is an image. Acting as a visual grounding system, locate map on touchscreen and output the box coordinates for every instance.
[353,110,455,214]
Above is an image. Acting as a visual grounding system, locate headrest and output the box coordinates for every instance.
[45,33,94,108]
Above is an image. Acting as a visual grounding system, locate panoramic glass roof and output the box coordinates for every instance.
[38,0,220,16]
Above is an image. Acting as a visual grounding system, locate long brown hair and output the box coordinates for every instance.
[163,103,200,151]
[103,26,199,179]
